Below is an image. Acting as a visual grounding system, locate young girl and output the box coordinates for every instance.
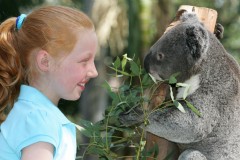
[0,5,98,160]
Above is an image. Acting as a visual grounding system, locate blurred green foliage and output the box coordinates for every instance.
[1,0,239,61]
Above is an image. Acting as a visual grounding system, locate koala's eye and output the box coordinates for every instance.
[156,52,164,61]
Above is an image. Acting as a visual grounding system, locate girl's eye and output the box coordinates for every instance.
[79,58,89,63]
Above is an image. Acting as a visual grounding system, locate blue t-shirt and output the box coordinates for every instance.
[0,85,76,160]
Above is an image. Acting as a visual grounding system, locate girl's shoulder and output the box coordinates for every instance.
[1,101,61,158]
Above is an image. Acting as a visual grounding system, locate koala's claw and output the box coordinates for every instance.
[214,23,224,39]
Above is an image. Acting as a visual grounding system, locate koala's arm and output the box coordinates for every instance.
[119,89,220,143]
[143,92,220,143]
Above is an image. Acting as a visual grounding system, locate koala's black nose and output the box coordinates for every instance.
[144,52,151,73]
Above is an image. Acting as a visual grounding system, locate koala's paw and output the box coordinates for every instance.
[178,149,207,160]
[118,107,144,127]
[214,23,224,39]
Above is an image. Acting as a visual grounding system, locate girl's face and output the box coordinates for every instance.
[47,30,98,104]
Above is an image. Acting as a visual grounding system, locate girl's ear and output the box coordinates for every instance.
[36,50,50,72]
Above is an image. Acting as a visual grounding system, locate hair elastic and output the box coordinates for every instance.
[16,14,27,30]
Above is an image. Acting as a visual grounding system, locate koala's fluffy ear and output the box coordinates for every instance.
[180,12,209,60]
[185,25,209,60]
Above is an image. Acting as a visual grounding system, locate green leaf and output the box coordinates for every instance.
[169,86,174,101]
[87,146,107,157]
[78,119,93,128]
[107,126,135,134]
[119,85,130,92]
[169,76,177,84]
[168,72,180,84]
[121,57,127,71]
[130,61,140,75]
[148,73,157,84]
[136,58,141,66]
[113,56,121,69]
[176,83,189,87]
[108,66,132,76]
[109,92,118,101]
[173,100,186,113]
[142,73,153,86]
[75,124,89,136]
[103,128,114,145]
[185,100,201,117]
[176,83,190,99]
[75,123,93,137]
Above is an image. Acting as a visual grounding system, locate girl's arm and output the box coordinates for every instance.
[21,142,54,160]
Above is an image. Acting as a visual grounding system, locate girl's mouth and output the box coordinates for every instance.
[78,83,86,90]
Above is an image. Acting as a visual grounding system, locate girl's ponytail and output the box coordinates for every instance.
[0,18,22,123]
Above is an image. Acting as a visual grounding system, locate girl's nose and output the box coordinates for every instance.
[87,63,98,78]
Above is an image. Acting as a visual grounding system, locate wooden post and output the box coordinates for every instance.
[164,5,218,34]
[145,5,217,160]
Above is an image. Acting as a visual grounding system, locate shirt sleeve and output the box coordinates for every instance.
[1,109,60,158]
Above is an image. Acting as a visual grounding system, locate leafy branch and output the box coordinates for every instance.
[75,54,200,160]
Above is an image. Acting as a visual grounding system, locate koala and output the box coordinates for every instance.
[120,12,240,160]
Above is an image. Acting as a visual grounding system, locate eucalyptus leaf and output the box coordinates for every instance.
[173,100,186,113]
[113,56,121,69]
[142,73,153,86]
[176,83,189,87]
[169,72,180,84]
[75,123,93,137]
[87,146,107,157]
[169,76,177,84]
[108,66,132,76]
[130,61,140,75]
[119,85,130,92]
[108,126,135,134]
[176,83,190,99]
[185,100,201,117]
[148,73,157,84]
[121,57,127,71]
[170,86,174,101]
[79,119,94,128]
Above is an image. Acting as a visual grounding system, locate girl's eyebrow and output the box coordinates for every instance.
[74,53,92,61]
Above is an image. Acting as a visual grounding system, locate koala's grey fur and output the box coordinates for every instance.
[120,12,240,160]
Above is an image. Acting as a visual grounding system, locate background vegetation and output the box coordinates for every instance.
[1,0,240,159]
